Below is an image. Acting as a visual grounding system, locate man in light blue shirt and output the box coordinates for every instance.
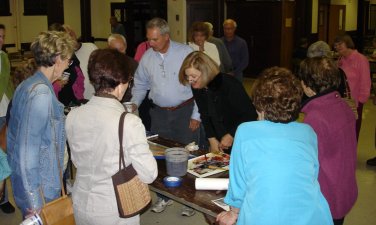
[131,17,200,216]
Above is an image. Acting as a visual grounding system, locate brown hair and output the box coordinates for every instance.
[334,34,355,49]
[179,51,220,88]
[252,67,302,123]
[189,22,210,43]
[298,57,340,94]
[12,58,37,88]
[88,49,134,94]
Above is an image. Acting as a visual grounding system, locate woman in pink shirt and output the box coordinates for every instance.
[299,57,358,225]
[334,34,371,140]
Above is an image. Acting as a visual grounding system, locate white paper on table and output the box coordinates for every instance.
[195,178,229,190]
[212,197,230,211]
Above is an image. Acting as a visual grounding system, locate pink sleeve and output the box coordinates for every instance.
[134,42,147,62]
[358,56,371,103]
[52,81,61,97]
[72,66,85,100]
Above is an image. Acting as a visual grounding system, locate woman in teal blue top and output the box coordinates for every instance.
[216,67,333,225]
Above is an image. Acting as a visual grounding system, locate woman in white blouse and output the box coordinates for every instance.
[188,21,221,66]
[66,49,158,225]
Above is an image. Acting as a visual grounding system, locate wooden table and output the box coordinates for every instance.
[148,137,229,217]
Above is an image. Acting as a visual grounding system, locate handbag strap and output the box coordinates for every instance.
[344,75,352,99]
[118,112,127,170]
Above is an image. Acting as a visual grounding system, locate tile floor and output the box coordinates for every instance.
[1,80,375,225]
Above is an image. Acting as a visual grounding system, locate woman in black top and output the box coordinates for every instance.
[179,51,257,153]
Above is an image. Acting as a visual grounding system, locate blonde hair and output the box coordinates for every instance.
[179,51,220,88]
[30,31,76,67]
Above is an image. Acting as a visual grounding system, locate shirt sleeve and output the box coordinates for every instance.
[131,59,151,106]
[123,115,158,183]
[191,100,201,121]
[224,127,247,208]
[21,85,51,210]
[219,42,233,73]
[357,56,371,103]
[234,39,249,75]
[212,46,221,67]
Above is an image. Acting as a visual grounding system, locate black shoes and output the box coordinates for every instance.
[0,201,15,214]
[366,157,376,166]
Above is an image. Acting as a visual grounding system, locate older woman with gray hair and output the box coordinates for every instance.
[307,41,331,58]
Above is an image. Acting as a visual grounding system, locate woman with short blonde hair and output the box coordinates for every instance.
[179,51,219,88]
[7,31,76,217]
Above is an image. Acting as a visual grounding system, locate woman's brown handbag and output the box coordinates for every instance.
[343,76,358,119]
[40,195,75,225]
[112,112,151,218]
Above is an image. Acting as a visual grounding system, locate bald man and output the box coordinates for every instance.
[108,34,128,54]
[221,19,249,82]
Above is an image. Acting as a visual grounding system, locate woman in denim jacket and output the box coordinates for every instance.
[7,31,76,217]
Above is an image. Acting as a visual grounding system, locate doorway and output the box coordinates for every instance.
[328,5,346,46]
[186,0,223,38]
[111,1,167,57]
[318,3,329,42]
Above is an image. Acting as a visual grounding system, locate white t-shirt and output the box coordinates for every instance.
[188,41,221,66]
[75,43,98,99]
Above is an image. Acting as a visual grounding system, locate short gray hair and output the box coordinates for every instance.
[307,41,331,58]
[108,34,127,45]
[146,18,170,35]
[223,19,237,28]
